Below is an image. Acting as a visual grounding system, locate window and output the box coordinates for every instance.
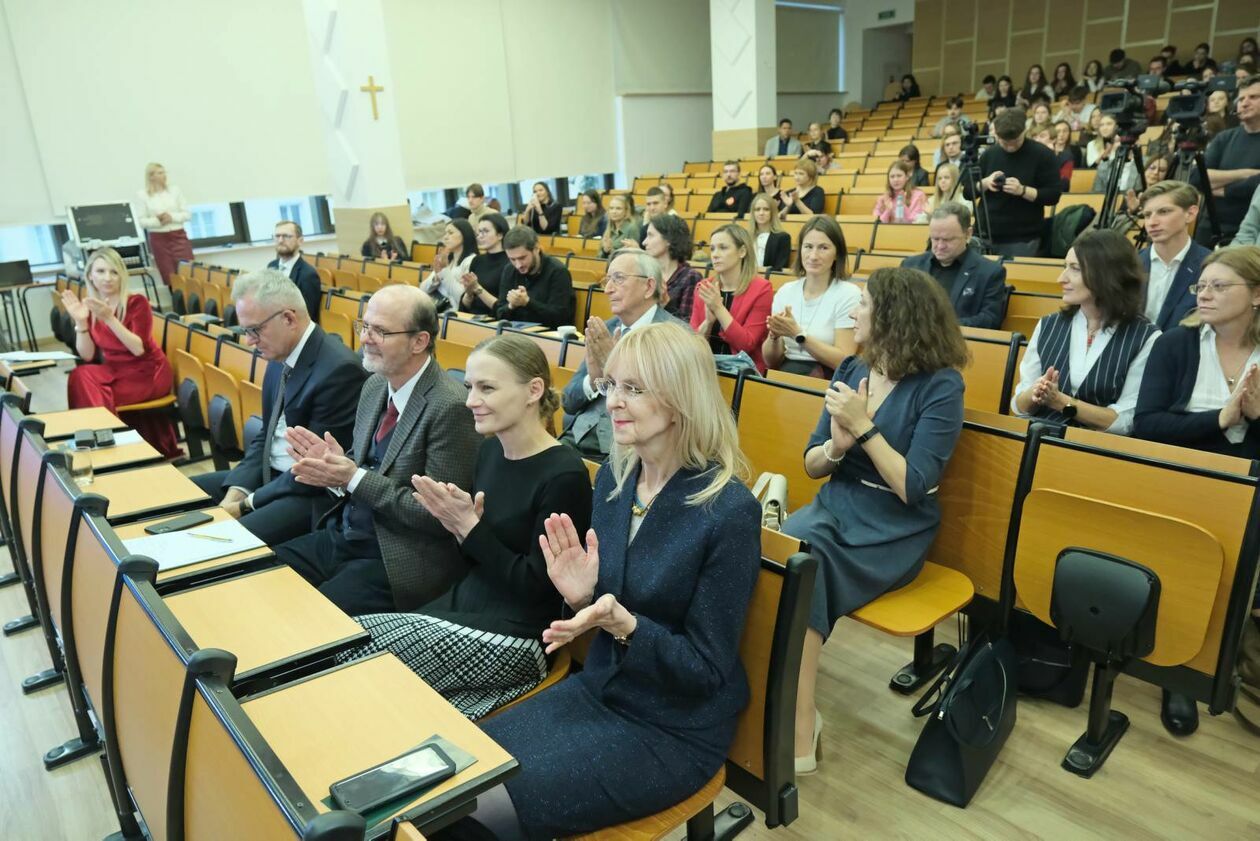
[407,189,450,222]
[568,173,604,194]
[243,196,328,242]
[0,224,66,268]
[185,203,235,241]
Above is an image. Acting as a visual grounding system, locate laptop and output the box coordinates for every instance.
[0,260,33,289]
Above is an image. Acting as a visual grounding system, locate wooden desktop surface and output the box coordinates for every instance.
[113,507,274,584]
[243,653,515,829]
[88,463,209,519]
[164,566,365,678]
[33,407,126,439]
[52,439,162,472]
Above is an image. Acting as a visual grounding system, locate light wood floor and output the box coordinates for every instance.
[2,366,1258,839]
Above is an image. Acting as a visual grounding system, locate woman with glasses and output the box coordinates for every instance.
[421,219,477,311]
[63,248,182,458]
[460,212,511,317]
[762,216,859,379]
[1012,228,1159,433]
[458,321,761,840]
[336,333,592,719]
[1136,246,1260,457]
[691,224,773,372]
[782,267,967,776]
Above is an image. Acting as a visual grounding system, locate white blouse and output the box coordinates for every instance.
[755,232,770,269]
[771,279,861,362]
[422,253,476,305]
[1012,310,1159,435]
[135,187,191,232]
[1186,325,1260,444]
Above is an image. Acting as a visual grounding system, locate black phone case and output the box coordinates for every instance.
[329,744,456,813]
[144,511,214,535]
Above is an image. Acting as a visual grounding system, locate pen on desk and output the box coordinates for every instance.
[186,532,232,543]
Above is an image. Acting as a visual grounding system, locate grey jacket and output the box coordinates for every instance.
[327,360,481,609]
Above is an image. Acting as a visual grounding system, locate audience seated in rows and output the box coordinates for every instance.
[1184,43,1218,80]
[1018,64,1053,106]
[932,124,964,169]
[902,202,1008,329]
[338,333,592,719]
[1138,180,1209,331]
[1012,229,1158,434]
[779,157,825,218]
[459,212,511,316]
[1198,74,1260,246]
[576,189,607,239]
[266,220,321,323]
[748,192,791,273]
[896,74,921,101]
[598,194,639,258]
[448,183,493,227]
[924,162,961,216]
[825,107,849,142]
[931,95,972,138]
[758,163,781,204]
[899,145,931,188]
[1088,114,1140,194]
[691,224,773,373]
[494,227,575,329]
[277,284,483,614]
[873,161,927,224]
[421,219,477,309]
[1050,62,1076,98]
[642,213,702,321]
[762,215,859,379]
[459,322,761,839]
[805,122,832,158]
[784,266,968,774]
[975,74,997,102]
[361,211,408,262]
[1103,48,1141,82]
[707,160,754,217]
[192,269,366,545]
[1053,86,1096,132]
[988,75,1017,114]
[1081,59,1104,92]
[518,181,562,235]
[765,117,803,158]
[62,247,181,459]
[561,250,683,461]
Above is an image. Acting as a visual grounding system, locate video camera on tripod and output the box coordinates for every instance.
[1161,75,1238,136]
[1098,75,1168,138]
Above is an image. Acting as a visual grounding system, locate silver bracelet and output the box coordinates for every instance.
[822,438,846,463]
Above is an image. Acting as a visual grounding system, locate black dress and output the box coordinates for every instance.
[463,251,510,316]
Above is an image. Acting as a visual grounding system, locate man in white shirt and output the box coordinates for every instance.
[266,220,322,323]
[560,250,684,459]
[192,269,366,544]
[1137,180,1211,331]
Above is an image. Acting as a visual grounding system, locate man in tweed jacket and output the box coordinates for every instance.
[276,285,480,613]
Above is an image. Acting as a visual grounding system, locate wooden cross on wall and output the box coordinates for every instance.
[360,75,384,120]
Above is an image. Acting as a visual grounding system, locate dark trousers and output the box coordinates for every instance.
[192,470,335,547]
[273,525,395,616]
[992,238,1041,258]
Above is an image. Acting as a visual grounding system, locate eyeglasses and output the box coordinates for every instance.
[1191,281,1249,295]
[353,319,420,342]
[602,272,650,287]
[593,378,649,400]
[239,309,290,340]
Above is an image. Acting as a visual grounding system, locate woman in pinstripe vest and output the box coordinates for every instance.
[1012,228,1159,434]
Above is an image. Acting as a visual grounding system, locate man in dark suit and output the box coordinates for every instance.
[560,250,684,459]
[191,269,366,545]
[277,285,481,614]
[1137,180,1210,333]
[266,220,322,323]
[901,202,1008,329]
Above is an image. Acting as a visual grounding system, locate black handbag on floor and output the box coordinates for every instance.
[905,634,1018,807]
[1009,609,1089,707]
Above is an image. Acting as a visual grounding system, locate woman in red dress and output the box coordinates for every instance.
[61,248,181,458]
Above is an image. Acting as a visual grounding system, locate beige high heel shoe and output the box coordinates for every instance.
[794,711,823,776]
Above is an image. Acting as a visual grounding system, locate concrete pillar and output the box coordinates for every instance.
[709,0,778,161]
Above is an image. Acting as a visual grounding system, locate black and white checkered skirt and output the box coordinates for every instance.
[338,613,548,720]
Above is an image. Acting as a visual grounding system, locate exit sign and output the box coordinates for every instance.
[878,9,896,19]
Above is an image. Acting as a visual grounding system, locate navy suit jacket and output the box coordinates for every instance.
[222,326,366,508]
[267,256,322,324]
[1138,241,1210,332]
[902,248,1008,329]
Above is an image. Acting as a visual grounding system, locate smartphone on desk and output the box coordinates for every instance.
[330,743,457,813]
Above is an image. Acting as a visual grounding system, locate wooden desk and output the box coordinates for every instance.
[89,463,210,521]
[32,407,126,439]
[165,566,367,689]
[114,507,275,588]
[243,653,516,835]
[50,439,162,473]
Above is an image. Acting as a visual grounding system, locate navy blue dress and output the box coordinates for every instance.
[782,357,965,639]
[479,464,761,839]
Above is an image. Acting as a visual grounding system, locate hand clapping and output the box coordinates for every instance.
[286,426,356,488]
[506,286,530,309]
[411,475,482,541]
[695,278,723,314]
[1030,366,1062,408]
[767,306,801,339]
[61,290,89,325]
[1222,364,1260,427]
[585,316,615,378]
[825,377,872,434]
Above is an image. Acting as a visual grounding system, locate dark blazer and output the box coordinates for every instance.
[1134,325,1260,458]
[267,256,322,324]
[222,326,366,508]
[761,231,792,272]
[325,360,483,609]
[1138,240,1210,332]
[902,248,1008,329]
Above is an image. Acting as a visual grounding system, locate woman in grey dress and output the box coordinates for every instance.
[782,267,968,775]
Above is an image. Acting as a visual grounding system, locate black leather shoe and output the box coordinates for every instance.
[1161,690,1199,736]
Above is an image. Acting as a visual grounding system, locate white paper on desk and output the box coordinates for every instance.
[63,429,144,450]
[122,519,266,571]
[0,351,76,362]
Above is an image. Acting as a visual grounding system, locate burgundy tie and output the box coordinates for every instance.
[375,399,399,444]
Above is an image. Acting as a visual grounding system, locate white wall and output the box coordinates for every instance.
[613,0,710,94]
[615,95,714,183]
[839,0,915,108]
[0,5,53,225]
[3,0,329,212]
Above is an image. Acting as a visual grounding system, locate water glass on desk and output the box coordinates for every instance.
[68,448,93,486]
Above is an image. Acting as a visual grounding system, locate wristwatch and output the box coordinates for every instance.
[1061,400,1078,420]
[239,496,254,514]
[794,332,807,346]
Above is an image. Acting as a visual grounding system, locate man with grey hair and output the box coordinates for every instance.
[559,249,683,460]
[278,284,481,613]
[900,202,1008,329]
[192,268,366,544]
